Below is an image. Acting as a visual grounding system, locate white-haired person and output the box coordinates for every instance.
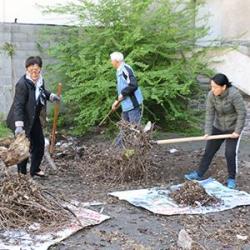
[110,52,143,122]
[110,52,144,145]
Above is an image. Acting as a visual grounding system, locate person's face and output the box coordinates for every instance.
[210,80,226,96]
[111,59,120,69]
[27,64,41,81]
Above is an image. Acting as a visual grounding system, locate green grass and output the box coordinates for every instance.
[0,122,11,138]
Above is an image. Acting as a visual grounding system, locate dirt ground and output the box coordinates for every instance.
[31,133,250,249]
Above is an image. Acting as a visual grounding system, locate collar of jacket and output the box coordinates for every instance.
[24,75,36,90]
[116,62,125,75]
[217,88,229,99]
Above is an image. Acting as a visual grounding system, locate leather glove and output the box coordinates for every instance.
[15,126,24,136]
[50,93,61,103]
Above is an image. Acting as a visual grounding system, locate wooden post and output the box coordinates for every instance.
[49,83,62,154]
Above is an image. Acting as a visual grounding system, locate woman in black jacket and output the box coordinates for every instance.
[7,56,60,177]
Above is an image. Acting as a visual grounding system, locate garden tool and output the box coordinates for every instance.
[154,134,233,145]
[98,109,113,127]
[49,83,62,154]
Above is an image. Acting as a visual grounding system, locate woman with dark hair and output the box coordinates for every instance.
[7,56,60,177]
[185,73,246,189]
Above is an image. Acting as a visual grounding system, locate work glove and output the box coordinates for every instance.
[50,93,61,103]
[15,126,24,136]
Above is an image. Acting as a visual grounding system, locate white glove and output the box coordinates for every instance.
[50,93,61,103]
[15,126,24,136]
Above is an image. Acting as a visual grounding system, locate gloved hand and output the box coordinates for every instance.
[50,93,61,103]
[15,126,24,136]
[112,100,120,111]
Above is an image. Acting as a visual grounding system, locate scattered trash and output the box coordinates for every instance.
[177,229,193,250]
[82,201,105,207]
[237,234,248,241]
[54,137,85,160]
[169,148,178,154]
[143,121,153,133]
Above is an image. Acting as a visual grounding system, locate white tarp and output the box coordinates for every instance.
[0,202,109,250]
[110,178,250,215]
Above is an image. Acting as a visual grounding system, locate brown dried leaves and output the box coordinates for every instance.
[0,134,30,167]
[170,181,220,207]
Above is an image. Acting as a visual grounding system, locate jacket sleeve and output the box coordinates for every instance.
[121,66,138,97]
[44,89,52,100]
[13,82,28,127]
[204,92,215,135]
[232,91,246,134]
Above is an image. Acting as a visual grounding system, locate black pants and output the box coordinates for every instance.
[17,117,45,176]
[198,127,240,179]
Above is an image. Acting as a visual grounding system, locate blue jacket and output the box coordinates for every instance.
[116,63,143,112]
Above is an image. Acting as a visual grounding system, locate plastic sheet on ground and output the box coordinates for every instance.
[0,202,109,250]
[110,178,250,215]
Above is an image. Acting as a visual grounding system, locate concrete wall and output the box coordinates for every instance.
[198,0,250,47]
[0,23,53,118]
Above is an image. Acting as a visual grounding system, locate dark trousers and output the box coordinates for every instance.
[198,127,240,179]
[122,107,141,124]
[115,107,141,146]
[17,117,45,176]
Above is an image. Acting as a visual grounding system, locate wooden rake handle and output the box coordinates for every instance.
[98,109,113,127]
[155,134,233,145]
[49,83,62,154]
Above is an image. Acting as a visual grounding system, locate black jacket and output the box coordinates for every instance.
[6,75,51,135]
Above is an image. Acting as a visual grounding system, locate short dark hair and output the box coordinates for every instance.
[211,73,232,88]
[25,56,43,68]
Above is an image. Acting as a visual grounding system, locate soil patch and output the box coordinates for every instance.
[32,132,250,249]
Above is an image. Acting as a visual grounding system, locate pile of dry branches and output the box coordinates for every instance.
[170,181,220,207]
[78,121,153,183]
[0,174,72,231]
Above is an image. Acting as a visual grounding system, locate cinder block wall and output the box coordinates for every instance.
[0,23,54,118]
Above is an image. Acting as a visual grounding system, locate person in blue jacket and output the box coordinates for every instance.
[110,52,143,124]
